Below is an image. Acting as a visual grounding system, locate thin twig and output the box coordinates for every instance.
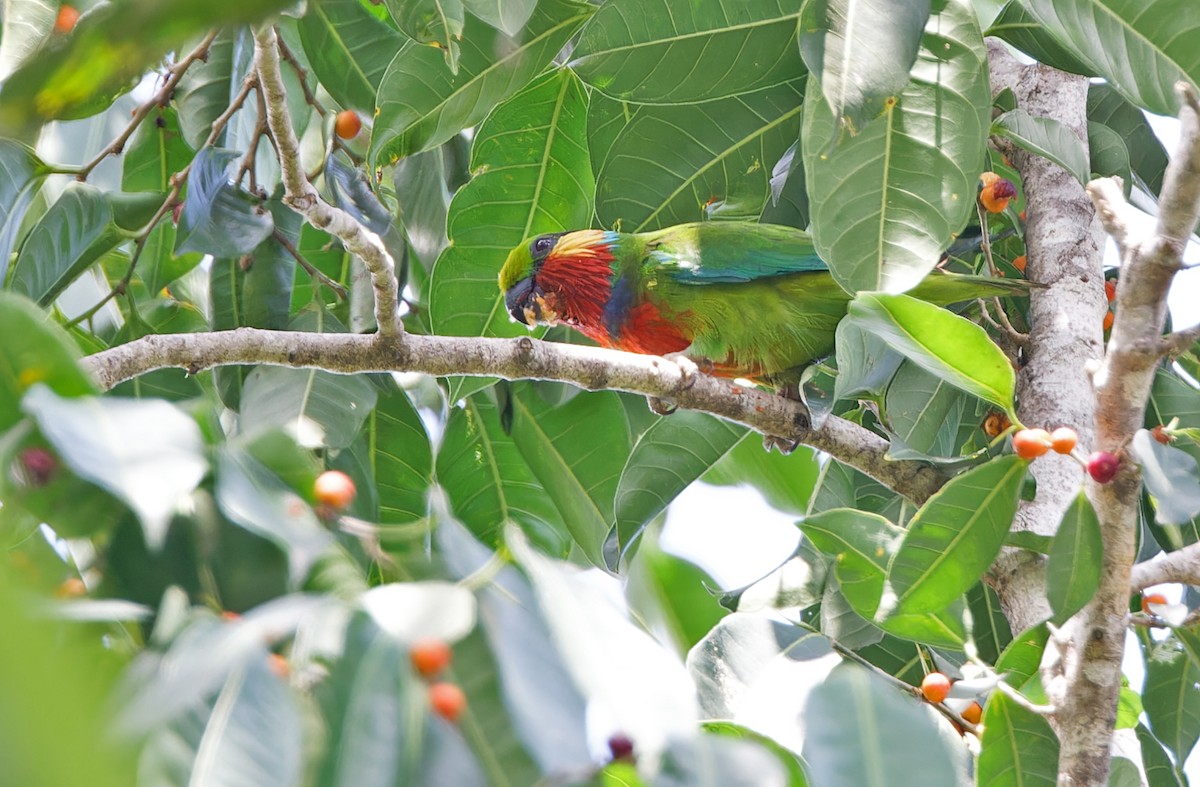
[275,31,326,117]
[273,228,347,299]
[77,29,221,180]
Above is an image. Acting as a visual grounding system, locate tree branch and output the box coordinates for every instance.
[1130,543,1200,591]
[79,329,948,503]
[251,26,401,340]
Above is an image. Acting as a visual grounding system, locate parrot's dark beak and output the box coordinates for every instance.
[505,278,535,325]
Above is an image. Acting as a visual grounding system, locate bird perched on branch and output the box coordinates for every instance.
[498,221,1024,383]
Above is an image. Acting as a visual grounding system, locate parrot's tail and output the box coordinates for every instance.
[908,272,1038,305]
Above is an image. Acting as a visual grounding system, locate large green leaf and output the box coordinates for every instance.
[429,68,593,402]
[238,366,377,451]
[986,1,1094,75]
[384,0,465,73]
[22,385,207,549]
[848,293,1015,412]
[1046,492,1104,623]
[463,0,538,35]
[968,581,1013,665]
[1136,723,1186,787]
[570,0,806,104]
[885,455,1025,615]
[371,0,592,164]
[594,80,805,231]
[626,535,729,655]
[1087,83,1168,196]
[884,362,972,459]
[991,109,1090,186]
[0,0,296,131]
[802,0,989,294]
[0,0,56,81]
[0,139,47,284]
[1020,0,1200,117]
[436,392,568,554]
[298,0,403,112]
[1145,629,1200,763]
[613,411,746,563]
[703,437,821,516]
[507,384,630,567]
[174,32,237,150]
[10,184,160,306]
[798,0,930,135]
[802,664,962,787]
[976,691,1059,786]
[801,508,901,619]
[0,292,96,431]
[373,382,433,526]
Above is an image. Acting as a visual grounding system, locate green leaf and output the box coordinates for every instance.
[0,292,96,431]
[802,0,989,294]
[996,622,1051,687]
[1117,683,1144,730]
[11,184,157,306]
[977,691,1059,786]
[174,33,237,149]
[384,0,465,73]
[885,455,1025,615]
[1145,629,1200,763]
[1088,83,1168,196]
[627,535,729,655]
[884,362,973,458]
[848,293,1016,412]
[798,0,930,135]
[876,603,966,650]
[801,508,902,619]
[1131,429,1200,526]
[1136,723,1186,787]
[1088,121,1131,186]
[507,385,630,567]
[594,79,805,231]
[703,437,821,516]
[429,69,593,347]
[0,138,47,284]
[315,613,414,786]
[613,411,746,564]
[239,366,377,451]
[968,581,1013,665]
[991,109,1090,185]
[371,0,592,164]
[463,0,537,36]
[986,1,1094,75]
[702,722,811,787]
[0,0,296,130]
[1019,0,1200,117]
[373,382,433,526]
[1046,491,1104,624]
[22,385,207,549]
[571,0,806,103]
[834,319,905,400]
[0,0,57,81]
[802,664,962,787]
[297,0,404,112]
[175,148,274,258]
[436,392,568,554]
[215,448,334,581]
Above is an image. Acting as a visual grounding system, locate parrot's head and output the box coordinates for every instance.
[499,229,618,329]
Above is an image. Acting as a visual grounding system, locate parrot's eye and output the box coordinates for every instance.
[531,235,556,257]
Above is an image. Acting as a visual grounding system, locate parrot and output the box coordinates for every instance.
[498,222,1026,383]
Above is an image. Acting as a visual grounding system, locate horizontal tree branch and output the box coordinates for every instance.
[1130,542,1200,591]
[80,329,949,503]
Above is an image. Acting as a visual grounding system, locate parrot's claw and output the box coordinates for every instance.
[661,352,711,393]
[762,435,801,454]
[647,397,678,416]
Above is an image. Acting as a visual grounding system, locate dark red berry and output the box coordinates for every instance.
[1087,451,1120,484]
[608,733,635,762]
[18,448,58,486]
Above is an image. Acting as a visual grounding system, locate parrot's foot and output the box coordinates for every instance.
[762,435,801,454]
[661,352,711,393]
[647,396,678,416]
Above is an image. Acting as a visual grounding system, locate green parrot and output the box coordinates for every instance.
[498,222,1023,381]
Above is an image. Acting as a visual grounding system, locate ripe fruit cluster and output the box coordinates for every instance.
[1103,277,1117,332]
[979,172,1018,214]
[410,639,466,722]
[1012,427,1076,459]
[1011,427,1120,484]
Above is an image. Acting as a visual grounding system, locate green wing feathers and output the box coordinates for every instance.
[640,222,828,283]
